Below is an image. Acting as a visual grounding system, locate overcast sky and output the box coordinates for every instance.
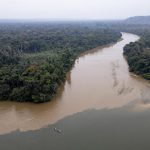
[0,0,150,20]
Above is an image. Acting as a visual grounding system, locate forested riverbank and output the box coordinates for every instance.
[0,22,121,103]
[122,25,150,80]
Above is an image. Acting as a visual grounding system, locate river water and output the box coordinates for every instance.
[0,32,150,136]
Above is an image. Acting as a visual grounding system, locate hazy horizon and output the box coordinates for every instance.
[0,0,150,20]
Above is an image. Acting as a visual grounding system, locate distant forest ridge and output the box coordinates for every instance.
[0,16,150,24]
[125,16,150,24]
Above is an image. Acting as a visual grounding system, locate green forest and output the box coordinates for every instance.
[0,22,121,103]
[122,25,150,80]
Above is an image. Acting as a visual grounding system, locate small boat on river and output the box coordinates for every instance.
[54,128,62,133]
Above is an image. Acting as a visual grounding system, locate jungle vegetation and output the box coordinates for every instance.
[0,22,121,103]
[122,25,150,80]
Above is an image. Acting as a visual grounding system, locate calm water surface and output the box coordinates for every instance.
[0,32,150,137]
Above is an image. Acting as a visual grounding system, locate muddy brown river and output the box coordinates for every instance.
[0,32,150,135]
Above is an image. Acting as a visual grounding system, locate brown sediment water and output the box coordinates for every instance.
[0,32,150,135]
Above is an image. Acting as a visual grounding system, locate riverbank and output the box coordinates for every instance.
[123,30,150,81]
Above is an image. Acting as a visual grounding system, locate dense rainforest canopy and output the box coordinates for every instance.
[0,22,121,103]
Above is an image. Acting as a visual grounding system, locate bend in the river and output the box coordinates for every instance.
[0,32,150,135]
